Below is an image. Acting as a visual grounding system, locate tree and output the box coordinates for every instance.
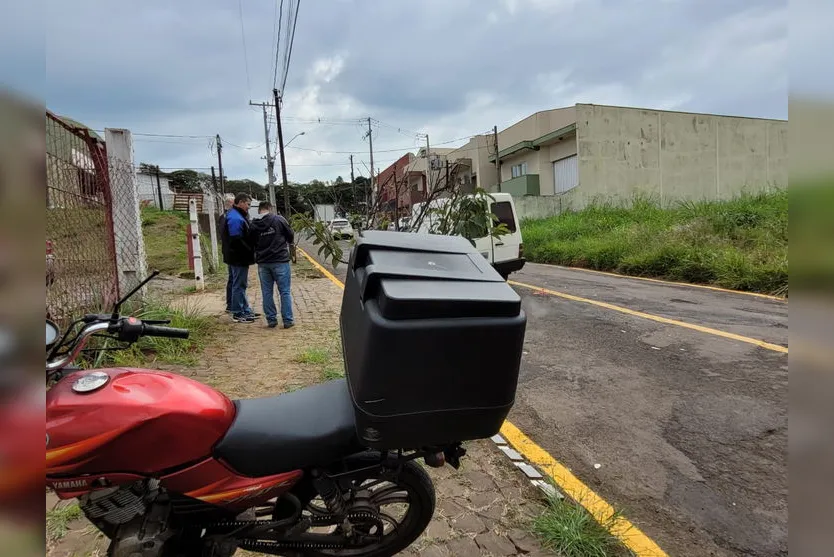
[289,162,507,268]
[167,169,211,193]
[226,179,267,200]
[138,162,161,175]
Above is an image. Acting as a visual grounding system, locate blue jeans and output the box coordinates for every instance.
[258,262,294,326]
[229,265,252,317]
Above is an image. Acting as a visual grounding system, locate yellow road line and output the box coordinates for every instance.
[299,246,668,557]
[538,264,787,301]
[510,279,788,354]
[298,247,345,289]
[501,422,668,556]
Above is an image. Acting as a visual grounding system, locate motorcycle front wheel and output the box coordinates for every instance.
[302,452,436,557]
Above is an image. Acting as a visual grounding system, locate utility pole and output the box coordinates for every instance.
[250,100,277,207]
[493,125,501,192]
[349,154,356,211]
[155,167,164,210]
[211,166,218,196]
[216,134,225,194]
[365,118,374,207]
[424,134,431,192]
[273,88,291,216]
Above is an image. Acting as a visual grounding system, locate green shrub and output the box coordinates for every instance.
[521,191,788,295]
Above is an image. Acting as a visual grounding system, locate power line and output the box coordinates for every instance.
[91,130,213,139]
[223,139,267,150]
[279,0,301,94]
[272,0,285,89]
[237,0,252,99]
[286,134,477,155]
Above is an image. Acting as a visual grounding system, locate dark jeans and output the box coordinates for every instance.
[225,265,233,311]
[229,265,252,317]
[258,262,294,326]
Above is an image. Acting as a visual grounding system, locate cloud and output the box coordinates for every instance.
[2,0,793,182]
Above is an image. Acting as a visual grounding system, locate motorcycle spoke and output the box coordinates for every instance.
[377,511,402,534]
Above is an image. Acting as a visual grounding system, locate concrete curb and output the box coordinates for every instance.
[490,433,564,500]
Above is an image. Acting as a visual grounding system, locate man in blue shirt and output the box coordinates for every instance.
[220,193,259,323]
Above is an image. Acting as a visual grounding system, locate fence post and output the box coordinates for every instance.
[205,195,220,272]
[188,198,205,291]
[105,128,148,297]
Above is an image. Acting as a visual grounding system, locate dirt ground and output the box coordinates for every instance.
[47,260,551,557]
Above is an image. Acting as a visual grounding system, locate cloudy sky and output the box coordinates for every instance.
[5,0,825,184]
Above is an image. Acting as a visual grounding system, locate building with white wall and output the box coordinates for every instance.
[136,170,175,209]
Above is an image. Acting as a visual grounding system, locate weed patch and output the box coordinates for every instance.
[322,366,345,381]
[533,494,632,557]
[294,347,330,365]
[47,503,83,542]
[521,191,787,295]
[88,298,217,368]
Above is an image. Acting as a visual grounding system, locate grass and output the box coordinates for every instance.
[533,494,633,557]
[293,344,345,383]
[294,347,331,365]
[142,206,191,275]
[322,366,346,381]
[89,298,217,367]
[46,503,83,542]
[521,191,788,295]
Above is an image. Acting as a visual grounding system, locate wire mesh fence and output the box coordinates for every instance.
[107,154,149,297]
[46,112,119,324]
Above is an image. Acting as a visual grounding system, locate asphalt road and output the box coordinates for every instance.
[300,239,788,557]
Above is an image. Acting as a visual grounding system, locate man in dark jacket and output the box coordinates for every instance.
[220,193,258,323]
[250,201,295,328]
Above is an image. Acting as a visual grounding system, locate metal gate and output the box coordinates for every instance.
[553,155,578,195]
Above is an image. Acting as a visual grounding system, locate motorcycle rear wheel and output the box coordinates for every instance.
[302,452,436,557]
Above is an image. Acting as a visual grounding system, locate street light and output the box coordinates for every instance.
[285,131,305,148]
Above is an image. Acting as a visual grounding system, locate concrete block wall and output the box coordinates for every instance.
[575,104,787,207]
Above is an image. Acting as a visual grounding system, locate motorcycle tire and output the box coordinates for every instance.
[304,451,436,557]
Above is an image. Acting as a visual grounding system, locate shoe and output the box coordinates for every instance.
[283,322,295,329]
[267,321,278,329]
[232,314,256,323]
[245,311,262,318]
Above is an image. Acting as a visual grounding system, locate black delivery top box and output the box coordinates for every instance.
[340,231,527,449]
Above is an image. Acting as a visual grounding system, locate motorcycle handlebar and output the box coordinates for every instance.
[142,324,189,339]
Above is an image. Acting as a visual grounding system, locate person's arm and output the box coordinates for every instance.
[277,215,295,245]
[228,215,253,252]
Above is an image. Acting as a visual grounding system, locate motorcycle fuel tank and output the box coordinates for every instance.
[47,369,236,476]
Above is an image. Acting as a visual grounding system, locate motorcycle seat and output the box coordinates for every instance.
[214,379,362,477]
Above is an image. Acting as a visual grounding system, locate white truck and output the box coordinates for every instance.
[410,192,525,279]
[313,204,336,224]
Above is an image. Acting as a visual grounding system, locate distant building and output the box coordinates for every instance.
[445,104,787,215]
[136,169,175,209]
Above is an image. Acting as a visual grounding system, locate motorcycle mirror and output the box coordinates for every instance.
[111,270,160,321]
[46,319,60,347]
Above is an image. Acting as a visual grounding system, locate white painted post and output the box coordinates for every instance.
[105,128,148,297]
[205,195,219,272]
[188,199,205,291]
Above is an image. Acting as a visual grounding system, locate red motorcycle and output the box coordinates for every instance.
[46,233,526,557]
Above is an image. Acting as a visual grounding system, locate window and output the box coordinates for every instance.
[511,162,528,178]
[491,201,517,233]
